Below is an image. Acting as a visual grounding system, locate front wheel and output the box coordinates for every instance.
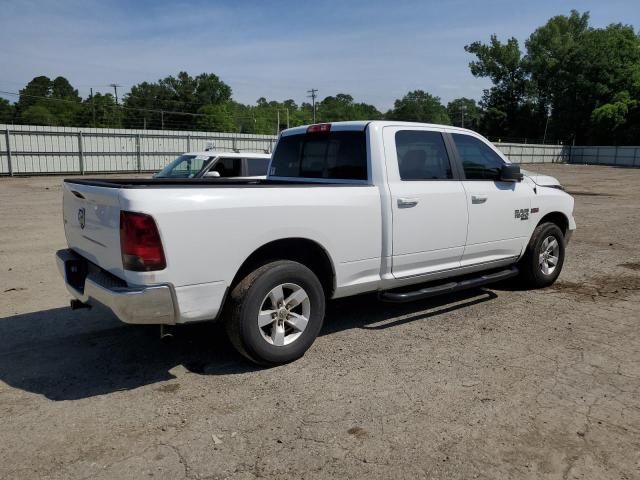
[519,222,566,288]
[224,260,326,365]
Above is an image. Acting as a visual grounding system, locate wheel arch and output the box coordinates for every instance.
[231,238,336,298]
[538,211,569,236]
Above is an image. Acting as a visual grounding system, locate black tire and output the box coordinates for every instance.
[519,222,566,288]
[224,260,326,366]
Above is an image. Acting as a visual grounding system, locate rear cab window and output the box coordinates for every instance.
[270,128,368,181]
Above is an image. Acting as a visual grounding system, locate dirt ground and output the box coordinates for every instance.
[0,164,639,480]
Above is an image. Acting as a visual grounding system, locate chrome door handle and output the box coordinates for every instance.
[398,198,419,208]
[471,195,488,204]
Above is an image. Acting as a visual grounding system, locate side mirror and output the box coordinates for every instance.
[500,164,523,182]
[204,171,221,178]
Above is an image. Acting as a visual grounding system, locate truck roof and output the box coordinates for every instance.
[183,151,271,158]
[281,121,480,137]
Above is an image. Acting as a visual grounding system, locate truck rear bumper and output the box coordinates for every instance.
[56,249,177,325]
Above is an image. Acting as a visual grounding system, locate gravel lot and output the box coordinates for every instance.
[0,164,639,479]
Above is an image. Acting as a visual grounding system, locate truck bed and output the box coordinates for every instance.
[64,178,366,188]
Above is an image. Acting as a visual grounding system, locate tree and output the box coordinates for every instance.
[77,92,122,128]
[16,75,82,126]
[386,90,450,124]
[197,103,236,132]
[524,11,591,143]
[17,76,52,111]
[467,10,640,144]
[123,72,232,130]
[447,98,481,129]
[465,36,538,139]
[20,105,57,125]
[0,98,14,123]
[316,94,382,122]
[51,76,80,100]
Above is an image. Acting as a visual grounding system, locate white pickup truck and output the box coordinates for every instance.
[57,121,575,365]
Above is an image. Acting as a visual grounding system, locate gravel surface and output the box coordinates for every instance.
[0,164,639,479]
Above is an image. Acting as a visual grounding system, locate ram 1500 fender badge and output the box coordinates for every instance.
[514,208,529,220]
[78,208,86,229]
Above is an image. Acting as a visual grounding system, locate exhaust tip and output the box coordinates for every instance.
[70,299,91,310]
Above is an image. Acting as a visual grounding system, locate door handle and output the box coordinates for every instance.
[471,195,488,204]
[397,197,419,208]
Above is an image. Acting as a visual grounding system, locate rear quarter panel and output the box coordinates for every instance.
[119,185,382,290]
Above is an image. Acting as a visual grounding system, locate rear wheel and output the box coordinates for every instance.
[519,222,565,288]
[224,260,326,365]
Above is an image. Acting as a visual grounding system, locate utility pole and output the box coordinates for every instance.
[109,83,121,105]
[460,105,466,128]
[276,110,280,135]
[307,89,318,123]
[90,87,96,127]
[542,105,552,145]
[286,108,290,129]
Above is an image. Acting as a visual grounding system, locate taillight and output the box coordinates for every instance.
[306,123,331,134]
[120,211,166,271]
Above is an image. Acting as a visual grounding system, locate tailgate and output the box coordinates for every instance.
[63,181,124,278]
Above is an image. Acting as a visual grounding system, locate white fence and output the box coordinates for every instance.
[567,145,640,167]
[1,124,638,175]
[0,124,276,175]
[493,142,567,164]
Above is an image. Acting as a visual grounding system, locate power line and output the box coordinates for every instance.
[0,89,307,134]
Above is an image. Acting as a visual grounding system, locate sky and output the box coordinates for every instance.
[1,0,639,111]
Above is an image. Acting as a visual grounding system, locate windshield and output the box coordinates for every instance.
[156,154,215,178]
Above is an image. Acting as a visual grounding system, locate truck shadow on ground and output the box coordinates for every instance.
[0,289,497,401]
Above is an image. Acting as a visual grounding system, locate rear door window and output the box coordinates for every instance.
[270,130,367,180]
[395,130,453,180]
[211,157,242,177]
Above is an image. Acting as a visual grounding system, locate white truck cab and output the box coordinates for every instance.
[57,121,575,365]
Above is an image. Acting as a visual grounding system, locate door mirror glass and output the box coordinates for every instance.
[500,164,523,182]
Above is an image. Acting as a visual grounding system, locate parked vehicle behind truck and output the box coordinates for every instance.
[155,151,271,179]
[57,121,575,365]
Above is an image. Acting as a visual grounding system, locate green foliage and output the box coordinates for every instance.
[197,103,236,132]
[447,98,481,129]
[16,75,82,126]
[20,105,57,125]
[465,36,540,139]
[0,98,14,123]
[316,94,382,122]
[17,76,52,110]
[386,90,450,124]
[78,93,122,128]
[467,10,640,144]
[123,72,233,130]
